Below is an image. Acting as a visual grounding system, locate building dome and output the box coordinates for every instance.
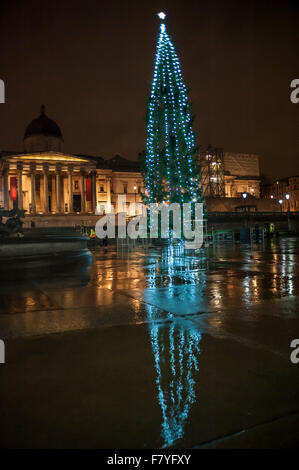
[24,105,64,153]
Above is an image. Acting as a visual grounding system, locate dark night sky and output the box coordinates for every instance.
[0,0,298,180]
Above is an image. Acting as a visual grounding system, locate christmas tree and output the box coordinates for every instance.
[142,13,204,206]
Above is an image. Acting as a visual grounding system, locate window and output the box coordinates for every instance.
[123,184,127,194]
[74,180,79,191]
[100,186,104,192]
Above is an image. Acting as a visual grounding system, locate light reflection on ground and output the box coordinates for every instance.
[0,237,299,448]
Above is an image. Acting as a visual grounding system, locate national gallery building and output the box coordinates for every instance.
[1,106,267,226]
[0,106,144,226]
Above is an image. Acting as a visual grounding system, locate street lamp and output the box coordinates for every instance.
[285,193,290,212]
[279,199,283,212]
[242,192,247,213]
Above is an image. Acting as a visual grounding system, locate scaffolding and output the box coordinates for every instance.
[199,145,225,197]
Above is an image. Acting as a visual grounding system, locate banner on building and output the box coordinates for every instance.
[86,178,92,202]
[9,176,17,201]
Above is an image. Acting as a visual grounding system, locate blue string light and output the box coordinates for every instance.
[144,13,204,205]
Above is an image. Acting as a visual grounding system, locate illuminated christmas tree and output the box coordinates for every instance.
[143,12,204,205]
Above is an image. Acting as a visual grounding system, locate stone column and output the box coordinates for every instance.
[30,165,36,214]
[106,177,111,213]
[80,170,86,213]
[51,175,56,213]
[56,165,62,213]
[17,163,23,210]
[68,166,73,213]
[3,167,9,210]
[91,170,97,213]
[43,165,49,213]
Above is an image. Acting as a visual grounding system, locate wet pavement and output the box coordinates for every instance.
[0,237,299,448]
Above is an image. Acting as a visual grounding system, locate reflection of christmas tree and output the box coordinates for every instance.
[148,307,201,447]
[142,13,204,205]
[146,246,202,447]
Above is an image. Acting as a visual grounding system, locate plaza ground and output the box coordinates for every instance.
[0,238,299,448]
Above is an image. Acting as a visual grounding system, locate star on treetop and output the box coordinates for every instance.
[158,12,166,20]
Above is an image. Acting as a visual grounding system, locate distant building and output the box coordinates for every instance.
[199,146,261,198]
[262,176,299,211]
[223,151,260,198]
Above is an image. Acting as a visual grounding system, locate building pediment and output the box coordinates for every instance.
[3,151,93,164]
[0,152,97,173]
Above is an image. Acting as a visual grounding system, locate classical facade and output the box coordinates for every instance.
[0,107,144,220]
[0,151,99,214]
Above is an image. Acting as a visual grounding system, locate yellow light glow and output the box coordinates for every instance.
[11,153,90,163]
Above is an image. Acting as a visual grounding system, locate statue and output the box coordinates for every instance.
[0,207,25,237]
